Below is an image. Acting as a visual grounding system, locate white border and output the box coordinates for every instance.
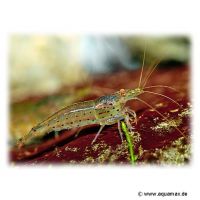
[0,0,199,199]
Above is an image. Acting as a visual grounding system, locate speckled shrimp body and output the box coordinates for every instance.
[19,88,143,146]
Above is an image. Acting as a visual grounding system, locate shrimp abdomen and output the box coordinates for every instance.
[20,100,98,146]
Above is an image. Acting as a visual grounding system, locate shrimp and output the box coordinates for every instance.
[18,50,184,147]
[18,88,142,147]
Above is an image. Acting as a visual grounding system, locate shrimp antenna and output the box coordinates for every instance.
[142,59,161,88]
[138,42,147,88]
[136,97,185,137]
[143,90,181,108]
[140,59,156,86]
[144,85,178,92]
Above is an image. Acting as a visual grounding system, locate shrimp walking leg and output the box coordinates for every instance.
[91,125,105,144]
[117,120,124,142]
[126,108,137,124]
[74,126,88,138]
[124,114,134,132]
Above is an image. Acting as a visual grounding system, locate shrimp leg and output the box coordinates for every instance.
[124,114,135,132]
[117,120,124,142]
[126,108,137,124]
[91,125,105,144]
[92,121,124,144]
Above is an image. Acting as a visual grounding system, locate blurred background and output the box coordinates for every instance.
[10,35,190,102]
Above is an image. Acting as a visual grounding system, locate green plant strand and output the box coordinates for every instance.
[121,121,137,165]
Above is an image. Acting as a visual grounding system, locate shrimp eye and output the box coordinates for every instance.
[119,89,126,97]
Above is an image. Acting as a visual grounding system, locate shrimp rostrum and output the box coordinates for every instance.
[18,54,184,147]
